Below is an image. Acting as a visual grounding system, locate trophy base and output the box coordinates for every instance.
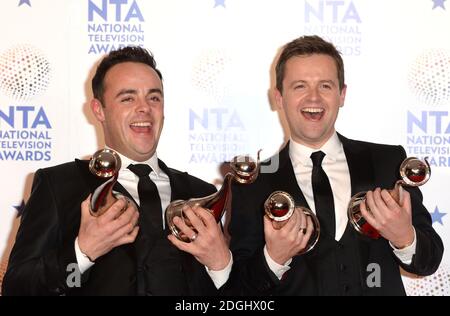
[348,192,381,239]
[166,200,191,242]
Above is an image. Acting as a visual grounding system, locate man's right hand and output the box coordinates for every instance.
[264,208,313,265]
[77,195,139,261]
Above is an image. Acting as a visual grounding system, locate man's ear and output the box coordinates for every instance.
[339,84,347,108]
[91,98,105,122]
[273,88,284,111]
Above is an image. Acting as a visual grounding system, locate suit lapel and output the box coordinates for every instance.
[338,134,374,273]
[270,143,311,209]
[158,159,192,202]
[75,159,138,207]
[339,134,375,196]
[75,159,105,193]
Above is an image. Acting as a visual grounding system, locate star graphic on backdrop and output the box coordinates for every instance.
[13,200,26,217]
[18,0,31,7]
[430,206,447,225]
[432,0,446,10]
[214,0,226,8]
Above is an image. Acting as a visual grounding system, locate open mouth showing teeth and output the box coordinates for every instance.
[301,108,324,121]
[130,122,152,132]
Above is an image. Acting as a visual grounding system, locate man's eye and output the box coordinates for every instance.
[149,96,161,102]
[121,97,133,102]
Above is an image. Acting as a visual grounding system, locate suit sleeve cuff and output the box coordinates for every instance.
[74,237,95,274]
[205,251,233,289]
[390,227,417,265]
[263,245,291,280]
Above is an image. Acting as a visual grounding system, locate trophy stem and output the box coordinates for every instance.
[90,174,118,216]
[203,173,234,221]
[89,148,122,217]
[166,151,261,242]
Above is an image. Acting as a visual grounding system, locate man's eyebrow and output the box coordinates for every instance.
[147,88,163,96]
[289,80,306,87]
[115,89,137,98]
[320,80,336,84]
[114,88,164,98]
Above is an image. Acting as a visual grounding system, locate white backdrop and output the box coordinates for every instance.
[1,0,449,295]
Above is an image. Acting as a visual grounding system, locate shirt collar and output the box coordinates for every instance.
[105,147,161,177]
[289,132,342,167]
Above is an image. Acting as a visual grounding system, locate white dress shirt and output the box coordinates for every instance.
[265,132,417,279]
[75,150,231,289]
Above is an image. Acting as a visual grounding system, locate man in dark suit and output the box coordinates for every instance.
[2,46,231,295]
[225,35,443,295]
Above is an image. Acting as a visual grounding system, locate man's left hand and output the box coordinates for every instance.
[360,186,415,248]
[168,205,231,271]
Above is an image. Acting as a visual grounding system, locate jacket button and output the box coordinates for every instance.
[260,281,271,291]
[54,287,63,294]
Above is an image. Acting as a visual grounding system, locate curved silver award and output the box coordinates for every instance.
[347,157,431,239]
[89,148,122,216]
[264,191,320,255]
[166,151,261,242]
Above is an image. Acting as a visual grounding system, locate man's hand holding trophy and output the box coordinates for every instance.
[77,149,139,262]
[348,157,431,241]
[166,151,261,242]
[166,151,261,271]
[264,191,320,256]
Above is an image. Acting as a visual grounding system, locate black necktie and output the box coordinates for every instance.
[128,164,164,296]
[311,151,335,238]
[128,164,164,237]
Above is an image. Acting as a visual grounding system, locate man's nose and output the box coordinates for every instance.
[308,87,320,101]
[135,98,151,113]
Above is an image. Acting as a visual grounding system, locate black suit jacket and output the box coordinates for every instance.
[2,158,217,296]
[225,134,443,296]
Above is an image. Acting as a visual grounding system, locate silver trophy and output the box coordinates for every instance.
[347,157,431,239]
[166,151,261,242]
[89,148,122,216]
[264,191,320,254]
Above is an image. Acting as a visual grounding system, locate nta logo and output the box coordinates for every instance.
[88,0,144,22]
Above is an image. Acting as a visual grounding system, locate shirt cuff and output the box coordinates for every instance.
[264,245,291,280]
[389,227,417,265]
[205,251,233,289]
[74,237,95,274]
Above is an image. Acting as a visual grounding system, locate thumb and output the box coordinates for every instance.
[263,215,273,235]
[80,194,93,221]
[400,187,412,216]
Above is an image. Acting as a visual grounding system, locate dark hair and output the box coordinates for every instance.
[275,35,345,92]
[91,46,162,102]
